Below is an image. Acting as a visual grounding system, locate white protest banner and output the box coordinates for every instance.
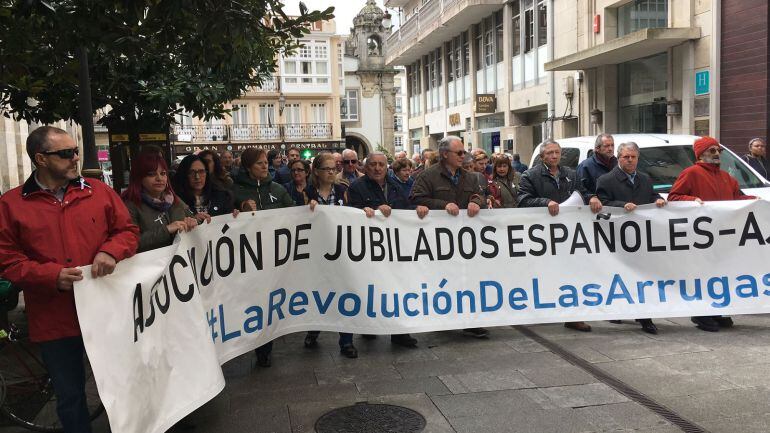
[75,201,770,433]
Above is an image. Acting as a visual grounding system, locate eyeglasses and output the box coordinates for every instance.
[188,169,207,178]
[706,147,723,154]
[453,150,467,157]
[291,168,306,173]
[39,147,79,159]
[317,167,336,173]
[343,159,358,165]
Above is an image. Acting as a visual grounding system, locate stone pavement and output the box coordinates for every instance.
[6,315,770,433]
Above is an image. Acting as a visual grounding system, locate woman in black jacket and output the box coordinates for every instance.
[172,154,237,218]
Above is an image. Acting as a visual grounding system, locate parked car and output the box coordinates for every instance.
[530,134,770,200]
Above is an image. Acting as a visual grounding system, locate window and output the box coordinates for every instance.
[512,1,521,56]
[618,0,668,37]
[394,136,404,148]
[525,0,534,52]
[283,40,331,85]
[284,104,300,123]
[475,24,484,71]
[463,31,470,76]
[232,104,248,125]
[446,42,454,82]
[484,17,494,67]
[495,11,504,63]
[537,1,547,47]
[395,98,403,113]
[258,103,275,125]
[312,103,326,123]
[341,90,359,121]
[394,116,403,132]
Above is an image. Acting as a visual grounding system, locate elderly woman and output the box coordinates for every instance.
[122,151,200,253]
[283,159,313,206]
[488,153,521,208]
[230,148,293,367]
[303,153,358,358]
[389,158,415,195]
[172,154,237,217]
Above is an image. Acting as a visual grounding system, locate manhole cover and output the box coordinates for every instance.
[315,403,426,433]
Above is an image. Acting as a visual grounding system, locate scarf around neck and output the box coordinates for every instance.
[141,191,174,212]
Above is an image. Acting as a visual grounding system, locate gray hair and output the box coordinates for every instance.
[594,133,614,149]
[616,141,640,156]
[438,135,463,162]
[341,148,358,160]
[539,139,560,157]
[749,137,766,149]
[366,151,387,165]
[26,126,69,164]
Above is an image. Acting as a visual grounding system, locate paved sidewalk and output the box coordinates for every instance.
[6,315,770,432]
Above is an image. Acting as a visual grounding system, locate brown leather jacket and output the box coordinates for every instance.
[409,163,484,210]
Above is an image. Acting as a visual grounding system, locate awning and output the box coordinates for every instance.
[545,27,701,71]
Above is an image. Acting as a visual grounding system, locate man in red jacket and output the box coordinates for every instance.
[668,136,755,332]
[0,126,139,432]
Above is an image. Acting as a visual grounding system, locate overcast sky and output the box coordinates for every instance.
[282,0,400,35]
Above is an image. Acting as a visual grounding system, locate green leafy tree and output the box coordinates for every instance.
[0,0,334,128]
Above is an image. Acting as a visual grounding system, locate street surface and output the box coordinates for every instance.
[6,315,770,433]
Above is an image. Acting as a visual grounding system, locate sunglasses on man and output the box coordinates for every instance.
[343,159,358,165]
[39,147,79,159]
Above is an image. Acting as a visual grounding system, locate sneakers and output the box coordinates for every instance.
[340,344,358,358]
[304,333,318,348]
[564,322,592,332]
[637,319,658,335]
[463,328,489,338]
[391,334,418,348]
[714,316,734,328]
[691,316,719,332]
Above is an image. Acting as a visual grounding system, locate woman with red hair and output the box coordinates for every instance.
[122,150,200,253]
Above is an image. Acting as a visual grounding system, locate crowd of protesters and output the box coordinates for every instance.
[0,125,764,432]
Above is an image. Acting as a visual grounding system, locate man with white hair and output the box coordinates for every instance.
[394,150,407,161]
[336,148,364,186]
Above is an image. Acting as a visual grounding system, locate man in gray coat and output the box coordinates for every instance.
[596,141,666,334]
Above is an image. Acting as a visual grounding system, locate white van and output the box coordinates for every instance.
[529,134,770,200]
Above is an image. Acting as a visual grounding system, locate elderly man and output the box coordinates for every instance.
[273,147,301,185]
[410,136,488,338]
[596,142,666,334]
[669,136,756,332]
[518,139,592,332]
[348,152,419,348]
[221,150,237,176]
[394,150,408,161]
[743,137,769,180]
[337,148,364,186]
[0,126,139,432]
[577,133,617,213]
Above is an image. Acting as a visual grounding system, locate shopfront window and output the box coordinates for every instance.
[618,53,667,133]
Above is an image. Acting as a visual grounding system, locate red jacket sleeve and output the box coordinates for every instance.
[667,169,699,201]
[97,183,140,261]
[0,199,61,295]
[728,176,756,200]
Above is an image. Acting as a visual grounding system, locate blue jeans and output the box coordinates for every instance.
[38,336,92,433]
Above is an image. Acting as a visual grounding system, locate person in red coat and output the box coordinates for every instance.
[0,126,139,432]
[668,136,756,332]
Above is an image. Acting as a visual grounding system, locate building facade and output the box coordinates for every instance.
[547,0,716,145]
[342,0,400,157]
[386,0,575,163]
[171,19,346,158]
